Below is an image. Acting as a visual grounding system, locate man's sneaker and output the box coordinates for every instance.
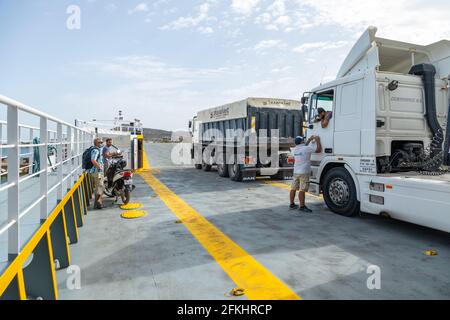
[290,204,299,210]
[299,206,313,213]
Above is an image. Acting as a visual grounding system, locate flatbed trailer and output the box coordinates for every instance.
[189,98,303,181]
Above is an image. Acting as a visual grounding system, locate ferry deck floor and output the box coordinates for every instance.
[56,143,450,300]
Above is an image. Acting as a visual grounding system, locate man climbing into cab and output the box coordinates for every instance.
[316,107,333,129]
[289,135,322,213]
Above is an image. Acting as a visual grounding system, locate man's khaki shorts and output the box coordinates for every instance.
[90,172,105,196]
[291,174,310,192]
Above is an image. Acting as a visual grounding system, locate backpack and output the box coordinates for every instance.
[82,146,100,170]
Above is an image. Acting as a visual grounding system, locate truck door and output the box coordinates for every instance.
[307,89,335,162]
[334,81,362,155]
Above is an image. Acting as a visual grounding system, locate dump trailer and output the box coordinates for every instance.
[302,26,450,232]
[189,98,303,181]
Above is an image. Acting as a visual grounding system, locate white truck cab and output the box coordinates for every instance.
[303,27,450,233]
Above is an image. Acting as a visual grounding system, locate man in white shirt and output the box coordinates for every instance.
[290,135,322,212]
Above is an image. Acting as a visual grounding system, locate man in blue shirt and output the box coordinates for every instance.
[88,138,105,210]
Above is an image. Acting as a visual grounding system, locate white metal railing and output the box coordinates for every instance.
[0,95,94,261]
[75,115,143,135]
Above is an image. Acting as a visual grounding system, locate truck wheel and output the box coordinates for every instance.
[195,164,203,170]
[202,162,212,172]
[228,163,243,182]
[323,167,360,217]
[217,164,229,177]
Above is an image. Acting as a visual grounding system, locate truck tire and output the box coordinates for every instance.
[228,163,243,182]
[195,164,203,170]
[323,167,360,217]
[217,164,229,178]
[202,162,212,172]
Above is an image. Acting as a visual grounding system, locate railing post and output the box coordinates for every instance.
[40,117,48,222]
[29,128,34,175]
[7,105,20,260]
[67,126,73,188]
[56,123,63,201]
[75,129,79,178]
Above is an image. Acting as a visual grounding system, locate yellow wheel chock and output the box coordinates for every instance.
[121,210,147,219]
[120,203,142,210]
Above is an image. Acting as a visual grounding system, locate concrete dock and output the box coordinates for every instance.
[57,143,450,300]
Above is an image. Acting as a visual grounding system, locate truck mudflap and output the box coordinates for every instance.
[308,182,321,196]
[242,170,257,181]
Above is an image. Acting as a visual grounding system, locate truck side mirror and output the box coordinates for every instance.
[188,120,192,129]
[301,105,308,121]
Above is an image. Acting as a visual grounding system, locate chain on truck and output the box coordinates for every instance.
[302,26,450,233]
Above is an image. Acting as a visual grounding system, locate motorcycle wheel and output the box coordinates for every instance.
[121,189,131,205]
[104,189,115,198]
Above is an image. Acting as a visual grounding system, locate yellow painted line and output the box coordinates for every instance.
[77,188,85,225]
[61,207,72,266]
[141,144,151,170]
[139,170,300,300]
[17,270,26,300]
[70,195,79,241]
[46,231,59,300]
[262,180,323,199]
[82,175,89,214]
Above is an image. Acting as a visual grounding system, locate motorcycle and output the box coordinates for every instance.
[103,155,135,205]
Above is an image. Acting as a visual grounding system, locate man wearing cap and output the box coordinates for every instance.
[290,135,322,212]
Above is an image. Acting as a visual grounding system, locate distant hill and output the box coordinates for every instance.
[143,128,173,142]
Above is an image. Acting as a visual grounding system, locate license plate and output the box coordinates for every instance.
[124,180,133,185]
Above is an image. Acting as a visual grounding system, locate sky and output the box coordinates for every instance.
[1,0,450,131]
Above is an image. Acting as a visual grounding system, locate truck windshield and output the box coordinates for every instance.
[309,90,334,123]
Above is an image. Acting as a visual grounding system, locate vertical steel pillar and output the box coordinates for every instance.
[56,123,63,201]
[40,117,48,222]
[75,129,80,177]
[7,105,20,260]
[67,126,73,188]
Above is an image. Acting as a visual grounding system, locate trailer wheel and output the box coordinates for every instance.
[323,167,360,217]
[217,164,229,178]
[228,163,243,182]
[202,162,212,172]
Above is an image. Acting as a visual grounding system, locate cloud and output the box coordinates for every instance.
[198,26,214,34]
[292,41,349,54]
[160,2,214,32]
[296,0,450,43]
[254,39,284,50]
[89,56,231,80]
[231,0,261,15]
[128,3,149,15]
